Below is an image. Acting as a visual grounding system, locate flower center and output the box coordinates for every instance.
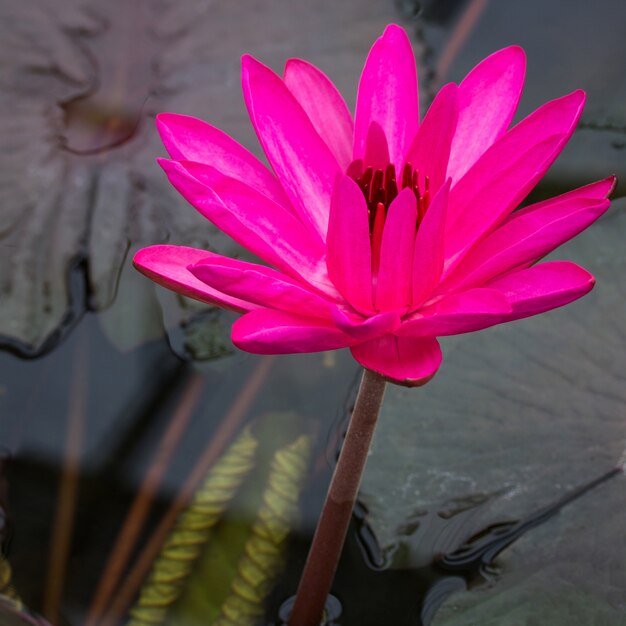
[347,159,430,278]
[346,159,430,230]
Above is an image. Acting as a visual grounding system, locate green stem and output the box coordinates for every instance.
[288,369,387,626]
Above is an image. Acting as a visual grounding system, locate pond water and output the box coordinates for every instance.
[0,0,625,625]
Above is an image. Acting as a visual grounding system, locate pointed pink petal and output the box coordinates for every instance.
[242,55,341,239]
[159,159,336,295]
[326,175,374,312]
[133,245,255,312]
[354,24,419,169]
[516,176,616,212]
[331,307,401,340]
[440,195,610,292]
[350,335,442,387]
[189,256,336,319]
[412,181,450,306]
[398,288,511,337]
[375,188,417,310]
[283,59,354,170]
[447,46,526,182]
[445,90,586,266]
[232,309,354,354]
[404,83,459,194]
[486,261,595,320]
[156,113,289,207]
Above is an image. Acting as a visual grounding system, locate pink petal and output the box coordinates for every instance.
[363,122,391,171]
[412,181,450,306]
[350,335,442,387]
[375,188,417,310]
[133,245,255,312]
[398,288,511,337]
[242,55,341,239]
[283,59,354,170]
[331,307,401,340]
[445,90,586,266]
[326,175,374,312]
[403,83,459,194]
[440,195,610,292]
[447,46,526,182]
[158,159,336,295]
[516,176,616,213]
[232,309,354,354]
[486,261,595,320]
[156,113,289,207]
[189,256,336,319]
[354,24,419,169]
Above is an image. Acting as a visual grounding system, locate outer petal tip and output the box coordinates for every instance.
[382,23,410,41]
[132,245,255,312]
[241,54,263,83]
[500,44,527,79]
[240,53,254,67]
[283,57,304,74]
[155,111,178,136]
[241,53,267,77]
[501,44,526,64]
[155,111,169,131]
[568,89,587,111]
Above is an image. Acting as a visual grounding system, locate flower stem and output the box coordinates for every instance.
[288,368,386,626]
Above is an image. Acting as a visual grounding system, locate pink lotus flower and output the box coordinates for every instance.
[135,24,614,386]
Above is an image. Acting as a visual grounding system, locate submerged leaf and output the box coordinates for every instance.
[214,435,311,626]
[0,554,20,607]
[127,427,258,626]
[164,411,308,625]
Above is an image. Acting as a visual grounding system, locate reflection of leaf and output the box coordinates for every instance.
[128,427,258,626]
[361,203,626,616]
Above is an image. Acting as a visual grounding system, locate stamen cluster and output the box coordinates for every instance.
[347,160,430,234]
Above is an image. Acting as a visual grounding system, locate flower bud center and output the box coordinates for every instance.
[346,159,430,233]
[347,159,431,281]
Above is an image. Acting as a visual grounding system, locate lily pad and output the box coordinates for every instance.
[0,0,425,356]
[360,200,626,619]
[432,475,626,626]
